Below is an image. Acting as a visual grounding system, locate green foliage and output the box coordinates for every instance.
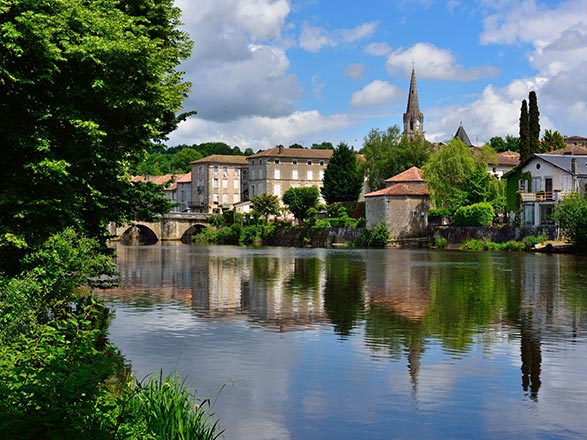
[552,192,587,247]
[428,207,453,217]
[366,223,390,247]
[250,194,281,219]
[423,139,476,210]
[460,235,546,252]
[311,141,334,150]
[520,99,531,162]
[361,127,431,191]
[321,142,363,204]
[119,371,222,440]
[542,129,566,152]
[282,186,320,224]
[528,91,541,154]
[0,0,192,249]
[434,236,449,248]
[451,202,494,226]
[489,136,507,152]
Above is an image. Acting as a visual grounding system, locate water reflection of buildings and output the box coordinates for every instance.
[364,251,432,392]
[191,250,327,332]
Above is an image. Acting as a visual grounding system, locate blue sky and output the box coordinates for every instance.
[169,0,587,151]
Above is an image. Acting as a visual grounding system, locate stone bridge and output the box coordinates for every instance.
[109,212,210,243]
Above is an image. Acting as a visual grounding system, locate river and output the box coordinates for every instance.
[97,243,587,440]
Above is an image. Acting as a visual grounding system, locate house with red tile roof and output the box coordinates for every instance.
[364,166,430,239]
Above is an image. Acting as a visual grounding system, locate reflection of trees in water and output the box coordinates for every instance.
[285,257,322,296]
[520,311,542,400]
[323,254,366,337]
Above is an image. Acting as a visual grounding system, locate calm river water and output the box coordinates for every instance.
[98,243,587,440]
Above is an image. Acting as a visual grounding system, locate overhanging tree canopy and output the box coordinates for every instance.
[0,0,193,248]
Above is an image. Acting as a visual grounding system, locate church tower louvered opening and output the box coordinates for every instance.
[403,68,424,139]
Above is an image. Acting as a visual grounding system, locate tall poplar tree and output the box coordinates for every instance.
[528,91,541,154]
[519,99,531,162]
[321,142,363,204]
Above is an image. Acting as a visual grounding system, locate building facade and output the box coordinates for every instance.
[190,155,249,214]
[247,146,333,202]
[365,167,430,239]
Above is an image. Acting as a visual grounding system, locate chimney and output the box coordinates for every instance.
[571,158,577,174]
[278,145,283,154]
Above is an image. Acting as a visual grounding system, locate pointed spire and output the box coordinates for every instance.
[403,68,424,138]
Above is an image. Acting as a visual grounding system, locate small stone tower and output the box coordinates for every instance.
[403,68,424,139]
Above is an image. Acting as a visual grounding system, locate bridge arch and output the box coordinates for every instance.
[179,223,208,243]
[120,224,159,245]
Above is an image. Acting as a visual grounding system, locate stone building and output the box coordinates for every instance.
[247,146,333,201]
[190,155,249,214]
[365,167,430,239]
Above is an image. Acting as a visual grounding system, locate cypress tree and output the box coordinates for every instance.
[528,91,541,153]
[321,142,363,204]
[519,99,530,162]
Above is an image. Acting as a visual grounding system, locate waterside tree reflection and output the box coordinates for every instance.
[102,244,587,400]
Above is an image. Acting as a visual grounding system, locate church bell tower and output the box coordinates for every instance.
[403,68,424,139]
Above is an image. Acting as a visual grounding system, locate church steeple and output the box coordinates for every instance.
[403,68,424,138]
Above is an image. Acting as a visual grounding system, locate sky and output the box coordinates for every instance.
[168,0,587,151]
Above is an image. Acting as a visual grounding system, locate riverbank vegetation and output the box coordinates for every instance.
[0,1,222,437]
[460,235,547,252]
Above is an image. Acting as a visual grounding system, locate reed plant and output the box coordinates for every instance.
[117,371,223,440]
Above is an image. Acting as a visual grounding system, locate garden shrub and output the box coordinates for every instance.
[451,202,494,226]
[367,223,390,247]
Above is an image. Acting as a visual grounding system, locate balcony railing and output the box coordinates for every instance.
[520,190,575,202]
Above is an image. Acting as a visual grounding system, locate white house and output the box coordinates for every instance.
[518,154,587,226]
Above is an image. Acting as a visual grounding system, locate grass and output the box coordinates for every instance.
[460,235,547,252]
[114,371,223,440]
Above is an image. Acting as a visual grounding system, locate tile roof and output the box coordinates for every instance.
[365,183,429,198]
[248,147,333,160]
[190,154,249,165]
[385,166,424,183]
[175,172,192,183]
[496,150,520,166]
[131,174,176,185]
[551,145,587,155]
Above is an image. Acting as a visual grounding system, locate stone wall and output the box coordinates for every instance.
[432,224,559,245]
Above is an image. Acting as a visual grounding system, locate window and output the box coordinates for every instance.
[274,168,280,179]
[223,166,228,176]
[273,184,281,197]
[319,170,324,180]
[222,179,228,189]
[274,159,280,164]
[213,193,219,203]
[292,169,298,180]
[213,178,219,189]
[319,160,324,166]
[251,170,256,180]
[234,167,239,176]
[213,165,218,174]
[198,165,203,175]
[532,177,541,192]
[233,193,239,203]
[307,170,313,180]
[233,179,239,189]
[222,193,228,204]
[251,184,256,197]
[293,160,298,165]
[307,160,312,165]
[251,160,254,165]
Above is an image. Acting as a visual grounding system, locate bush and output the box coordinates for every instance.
[434,236,448,248]
[451,202,494,226]
[367,223,390,247]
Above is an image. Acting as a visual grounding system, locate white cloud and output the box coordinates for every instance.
[476,0,587,137]
[345,64,365,80]
[425,78,553,144]
[350,80,404,107]
[299,21,379,52]
[364,42,392,57]
[385,42,500,81]
[168,111,352,150]
[299,24,336,52]
[341,21,379,43]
